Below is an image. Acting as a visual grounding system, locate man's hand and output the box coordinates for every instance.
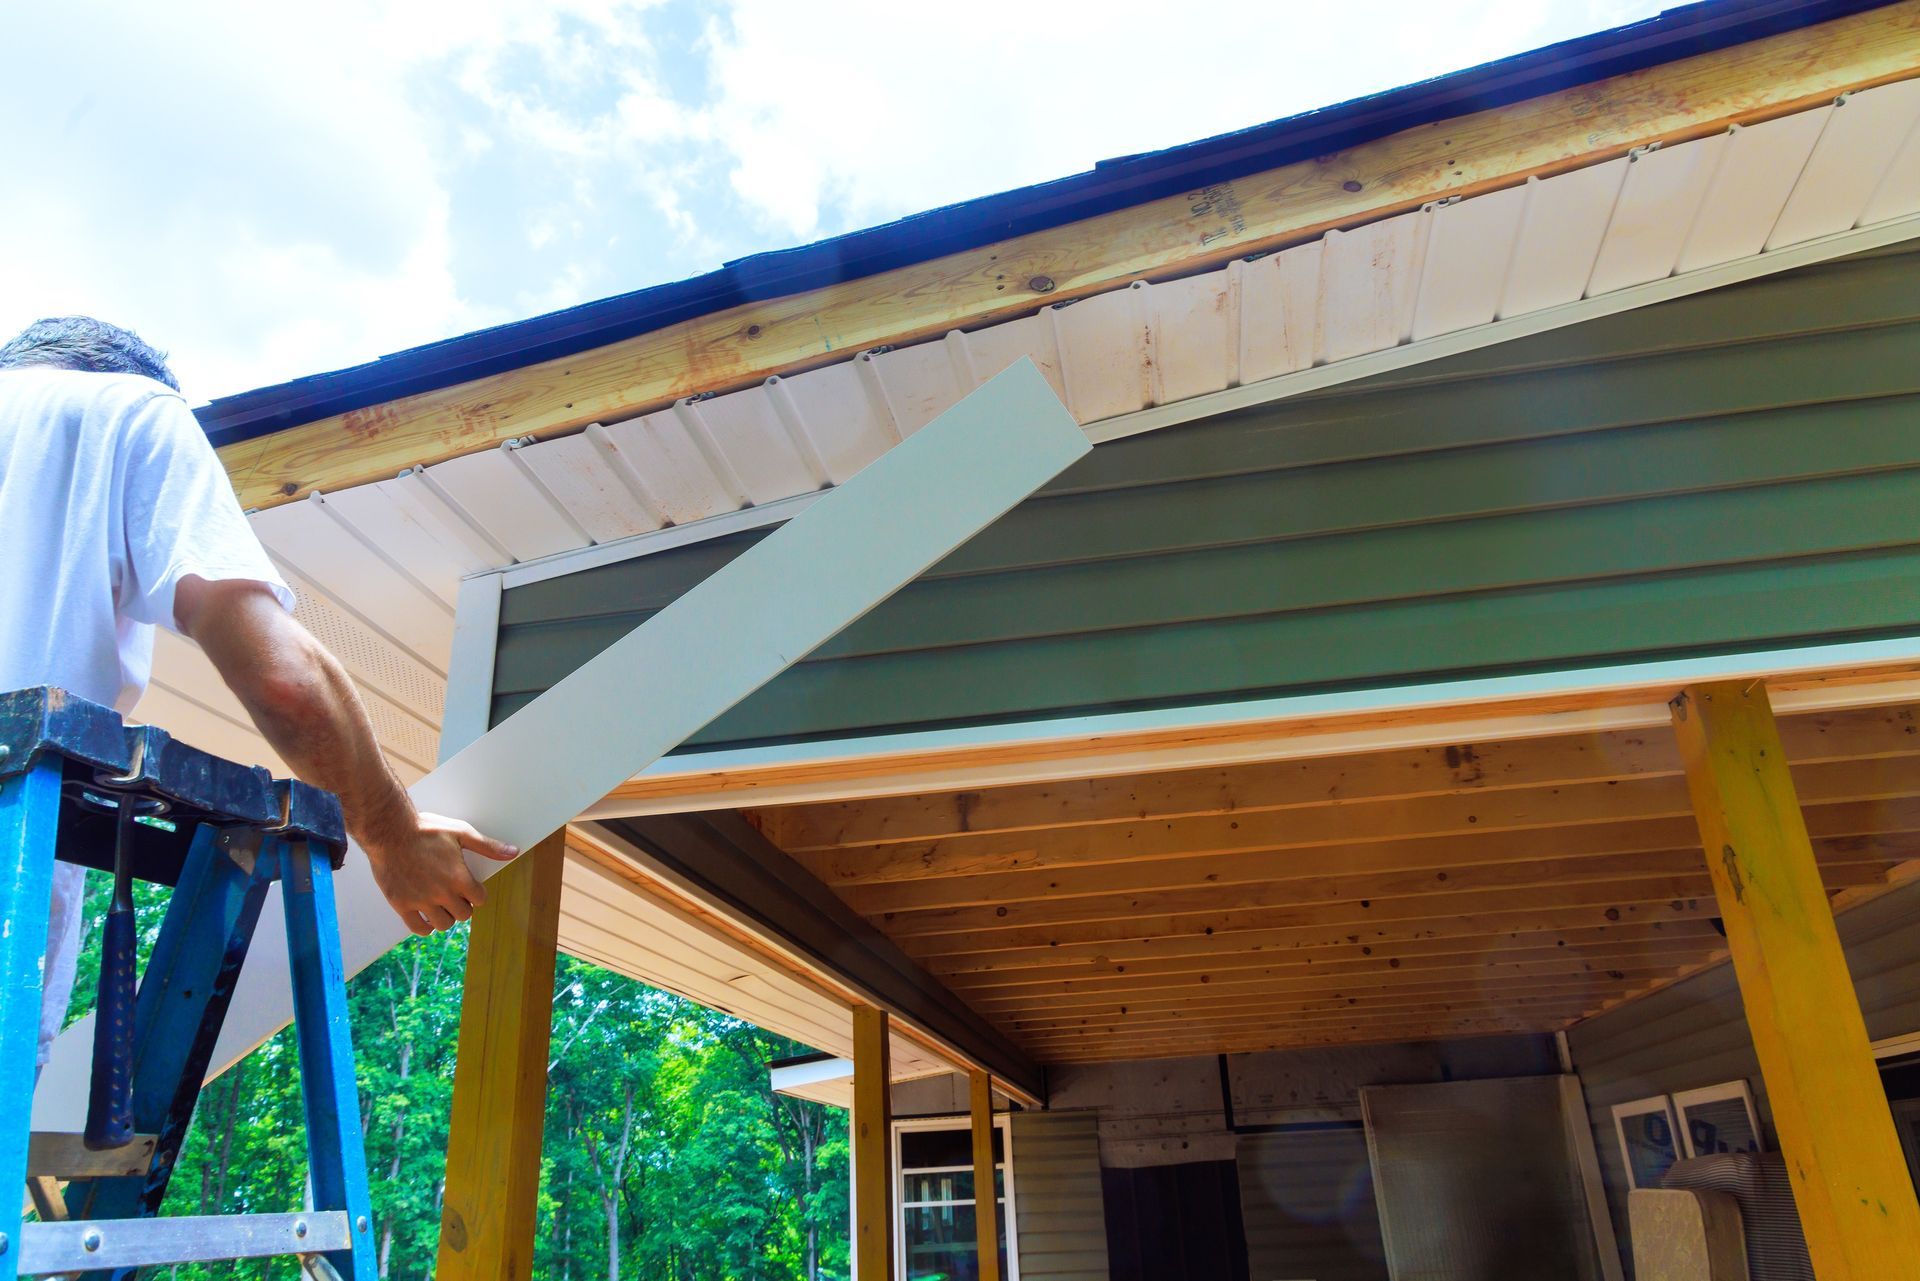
[362,812,519,936]
[177,575,520,934]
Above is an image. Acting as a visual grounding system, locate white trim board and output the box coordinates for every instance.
[439,571,501,762]
[32,360,1090,1130]
[581,635,1920,817]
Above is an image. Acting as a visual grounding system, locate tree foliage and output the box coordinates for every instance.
[60,873,850,1279]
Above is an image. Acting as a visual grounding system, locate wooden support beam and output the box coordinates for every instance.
[753,705,1920,851]
[221,3,1920,510]
[606,670,1920,822]
[606,811,1044,1104]
[438,829,566,1281]
[969,1071,1003,1281]
[852,1006,895,1281]
[1670,681,1920,1281]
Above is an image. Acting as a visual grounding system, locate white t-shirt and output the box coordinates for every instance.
[0,365,291,1064]
[0,366,291,708]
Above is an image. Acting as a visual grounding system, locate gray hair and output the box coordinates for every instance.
[0,317,180,391]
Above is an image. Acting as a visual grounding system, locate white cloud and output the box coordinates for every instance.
[1,0,1667,402]
[0,0,676,401]
[697,0,1667,239]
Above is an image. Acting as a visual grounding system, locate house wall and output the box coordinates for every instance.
[1564,877,1920,1279]
[891,1035,1559,1281]
[491,245,1920,752]
[1238,1125,1386,1281]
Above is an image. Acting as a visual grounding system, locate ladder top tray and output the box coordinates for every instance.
[0,686,346,882]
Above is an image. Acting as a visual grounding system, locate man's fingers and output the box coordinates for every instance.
[422,905,456,932]
[418,812,519,862]
[458,827,519,863]
[403,910,432,937]
[446,897,474,924]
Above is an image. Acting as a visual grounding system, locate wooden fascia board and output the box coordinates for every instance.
[220,2,1920,510]
[598,811,1047,1103]
[592,659,1920,819]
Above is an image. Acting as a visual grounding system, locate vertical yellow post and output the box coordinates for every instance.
[852,1005,895,1281]
[1671,682,1920,1280]
[970,1070,1003,1281]
[437,829,566,1281]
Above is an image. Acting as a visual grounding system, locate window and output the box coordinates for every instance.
[1673,1082,1763,1159]
[1874,1034,1920,1195]
[894,1117,1017,1281]
[1611,1096,1683,1190]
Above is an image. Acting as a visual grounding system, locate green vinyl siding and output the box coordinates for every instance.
[491,246,1920,748]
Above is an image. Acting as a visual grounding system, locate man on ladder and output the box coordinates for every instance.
[0,318,517,1264]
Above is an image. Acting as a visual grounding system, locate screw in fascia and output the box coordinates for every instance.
[0,1231,9,1255]
[357,1216,371,1233]
[82,1228,103,1252]
[295,1219,309,1239]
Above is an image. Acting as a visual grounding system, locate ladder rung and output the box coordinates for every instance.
[17,1211,351,1273]
[26,1131,157,1179]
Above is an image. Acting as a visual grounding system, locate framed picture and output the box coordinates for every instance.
[1612,1095,1683,1190]
[1673,1081,1764,1159]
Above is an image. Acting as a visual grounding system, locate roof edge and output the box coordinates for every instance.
[198,0,1900,447]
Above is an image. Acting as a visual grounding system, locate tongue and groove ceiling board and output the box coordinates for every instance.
[738,702,1920,1063]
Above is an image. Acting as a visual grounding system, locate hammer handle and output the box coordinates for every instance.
[84,803,140,1151]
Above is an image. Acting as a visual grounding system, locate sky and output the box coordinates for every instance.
[1,0,1667,406]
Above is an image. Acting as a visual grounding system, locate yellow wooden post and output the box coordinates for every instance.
[1670,682,1920,1280]
[853,1005,895,1281]
[437,829,567,1281]
[969,1070,1003,1281]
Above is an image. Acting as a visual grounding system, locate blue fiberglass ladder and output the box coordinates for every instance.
[0,687,376,1280]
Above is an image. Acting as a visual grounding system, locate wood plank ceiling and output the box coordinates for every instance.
[741,700,1920,1064]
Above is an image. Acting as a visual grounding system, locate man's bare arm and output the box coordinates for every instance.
[174,575,516,934]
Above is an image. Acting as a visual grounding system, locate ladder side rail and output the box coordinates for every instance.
[65,825,278,1248]
[281,840,377,1281]
[0,758,62,1281]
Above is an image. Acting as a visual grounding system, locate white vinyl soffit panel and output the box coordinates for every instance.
[478,81,1920,595]
[33,360,1088,1129]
